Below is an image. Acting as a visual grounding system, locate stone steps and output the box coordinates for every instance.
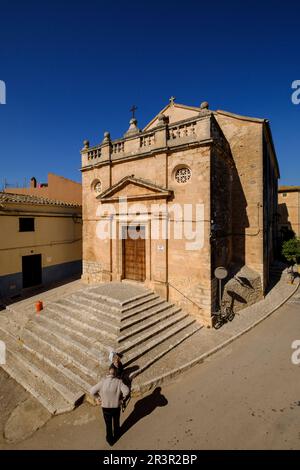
[121,315,196,364]
[0,328,84,403]
[119,307,184,345]
[43,304,117,340]
[69,291,160,321]
[35,313,114,354]
[69,298,120,317]
[0,282,203,415]
[29,316,111,358]
[20,330,98,388]
[44,304,117,340]
[35,312,112,348]
[54,295,170,335]
[130,322,203,381]
[0,328,83,415]
[1,352,74,415]
[120,297,165,323]
[68,291,163,319]
[26,320,105,366]
[120,300,175,329]
[0,313,21,338]
[60,297,121,323]
[67,293,121,317]
[119,290,154,307]
[84,287,153,308]
[121,293,160,313]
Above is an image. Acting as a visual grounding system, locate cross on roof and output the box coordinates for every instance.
[169,96,176,105]
[130,105,138,119]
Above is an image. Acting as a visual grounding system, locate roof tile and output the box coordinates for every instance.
[0,192,81,208]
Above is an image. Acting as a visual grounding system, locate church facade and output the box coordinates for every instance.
[81,99,279,325]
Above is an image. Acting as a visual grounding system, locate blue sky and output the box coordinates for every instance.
[0,0,299,187]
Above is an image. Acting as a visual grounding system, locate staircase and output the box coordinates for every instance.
[0,283,202,415]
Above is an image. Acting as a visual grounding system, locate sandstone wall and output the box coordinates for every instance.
[215,113,264,281]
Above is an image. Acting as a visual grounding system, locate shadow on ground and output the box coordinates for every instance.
[117,387,168,442]
[0,274,81,309]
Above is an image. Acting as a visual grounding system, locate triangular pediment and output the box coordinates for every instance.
[97,176,173,202]
[143,102,201,131]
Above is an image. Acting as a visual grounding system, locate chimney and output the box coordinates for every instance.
[30,177,37,188]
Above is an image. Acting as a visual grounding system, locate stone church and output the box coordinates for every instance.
[81,98,279,325]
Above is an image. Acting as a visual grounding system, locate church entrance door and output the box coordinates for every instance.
[122,225,146,282]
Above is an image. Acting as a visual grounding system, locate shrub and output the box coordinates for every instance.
[282,237,300,264]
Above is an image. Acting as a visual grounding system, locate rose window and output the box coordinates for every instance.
[175,167,191,183]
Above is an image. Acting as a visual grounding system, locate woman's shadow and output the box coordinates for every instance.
[118,387,168,441]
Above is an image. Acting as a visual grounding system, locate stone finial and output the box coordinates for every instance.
[158,113,169,125]
[102,131,111,143]
[83,140,89,149]
[199,101,211,117]
[200,101,209,109]
[124,117,140,137]
[169,96,176,106]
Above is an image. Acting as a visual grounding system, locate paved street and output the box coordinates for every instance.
[1,288,300,450]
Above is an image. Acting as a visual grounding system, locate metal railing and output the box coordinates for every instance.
[167,281,203,310]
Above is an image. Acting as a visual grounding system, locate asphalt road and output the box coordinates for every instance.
[2,288,300,450]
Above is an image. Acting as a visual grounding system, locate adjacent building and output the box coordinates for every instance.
[81,99,279,325]
[4,173,82,205]
[278,186,300,238]
[0,192,82,301]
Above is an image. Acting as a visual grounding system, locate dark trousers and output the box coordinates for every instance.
[102,407,121,444]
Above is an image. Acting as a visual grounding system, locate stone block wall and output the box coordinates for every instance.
[222,265,263,312]
[214,112,264,280]
[82,260,103,283]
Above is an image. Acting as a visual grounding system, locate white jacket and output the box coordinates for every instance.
[90,375,129,408]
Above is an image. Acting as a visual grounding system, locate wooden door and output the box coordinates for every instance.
[123,225,146,282]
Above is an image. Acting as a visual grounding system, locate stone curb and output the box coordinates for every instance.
[131,279,300,396]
